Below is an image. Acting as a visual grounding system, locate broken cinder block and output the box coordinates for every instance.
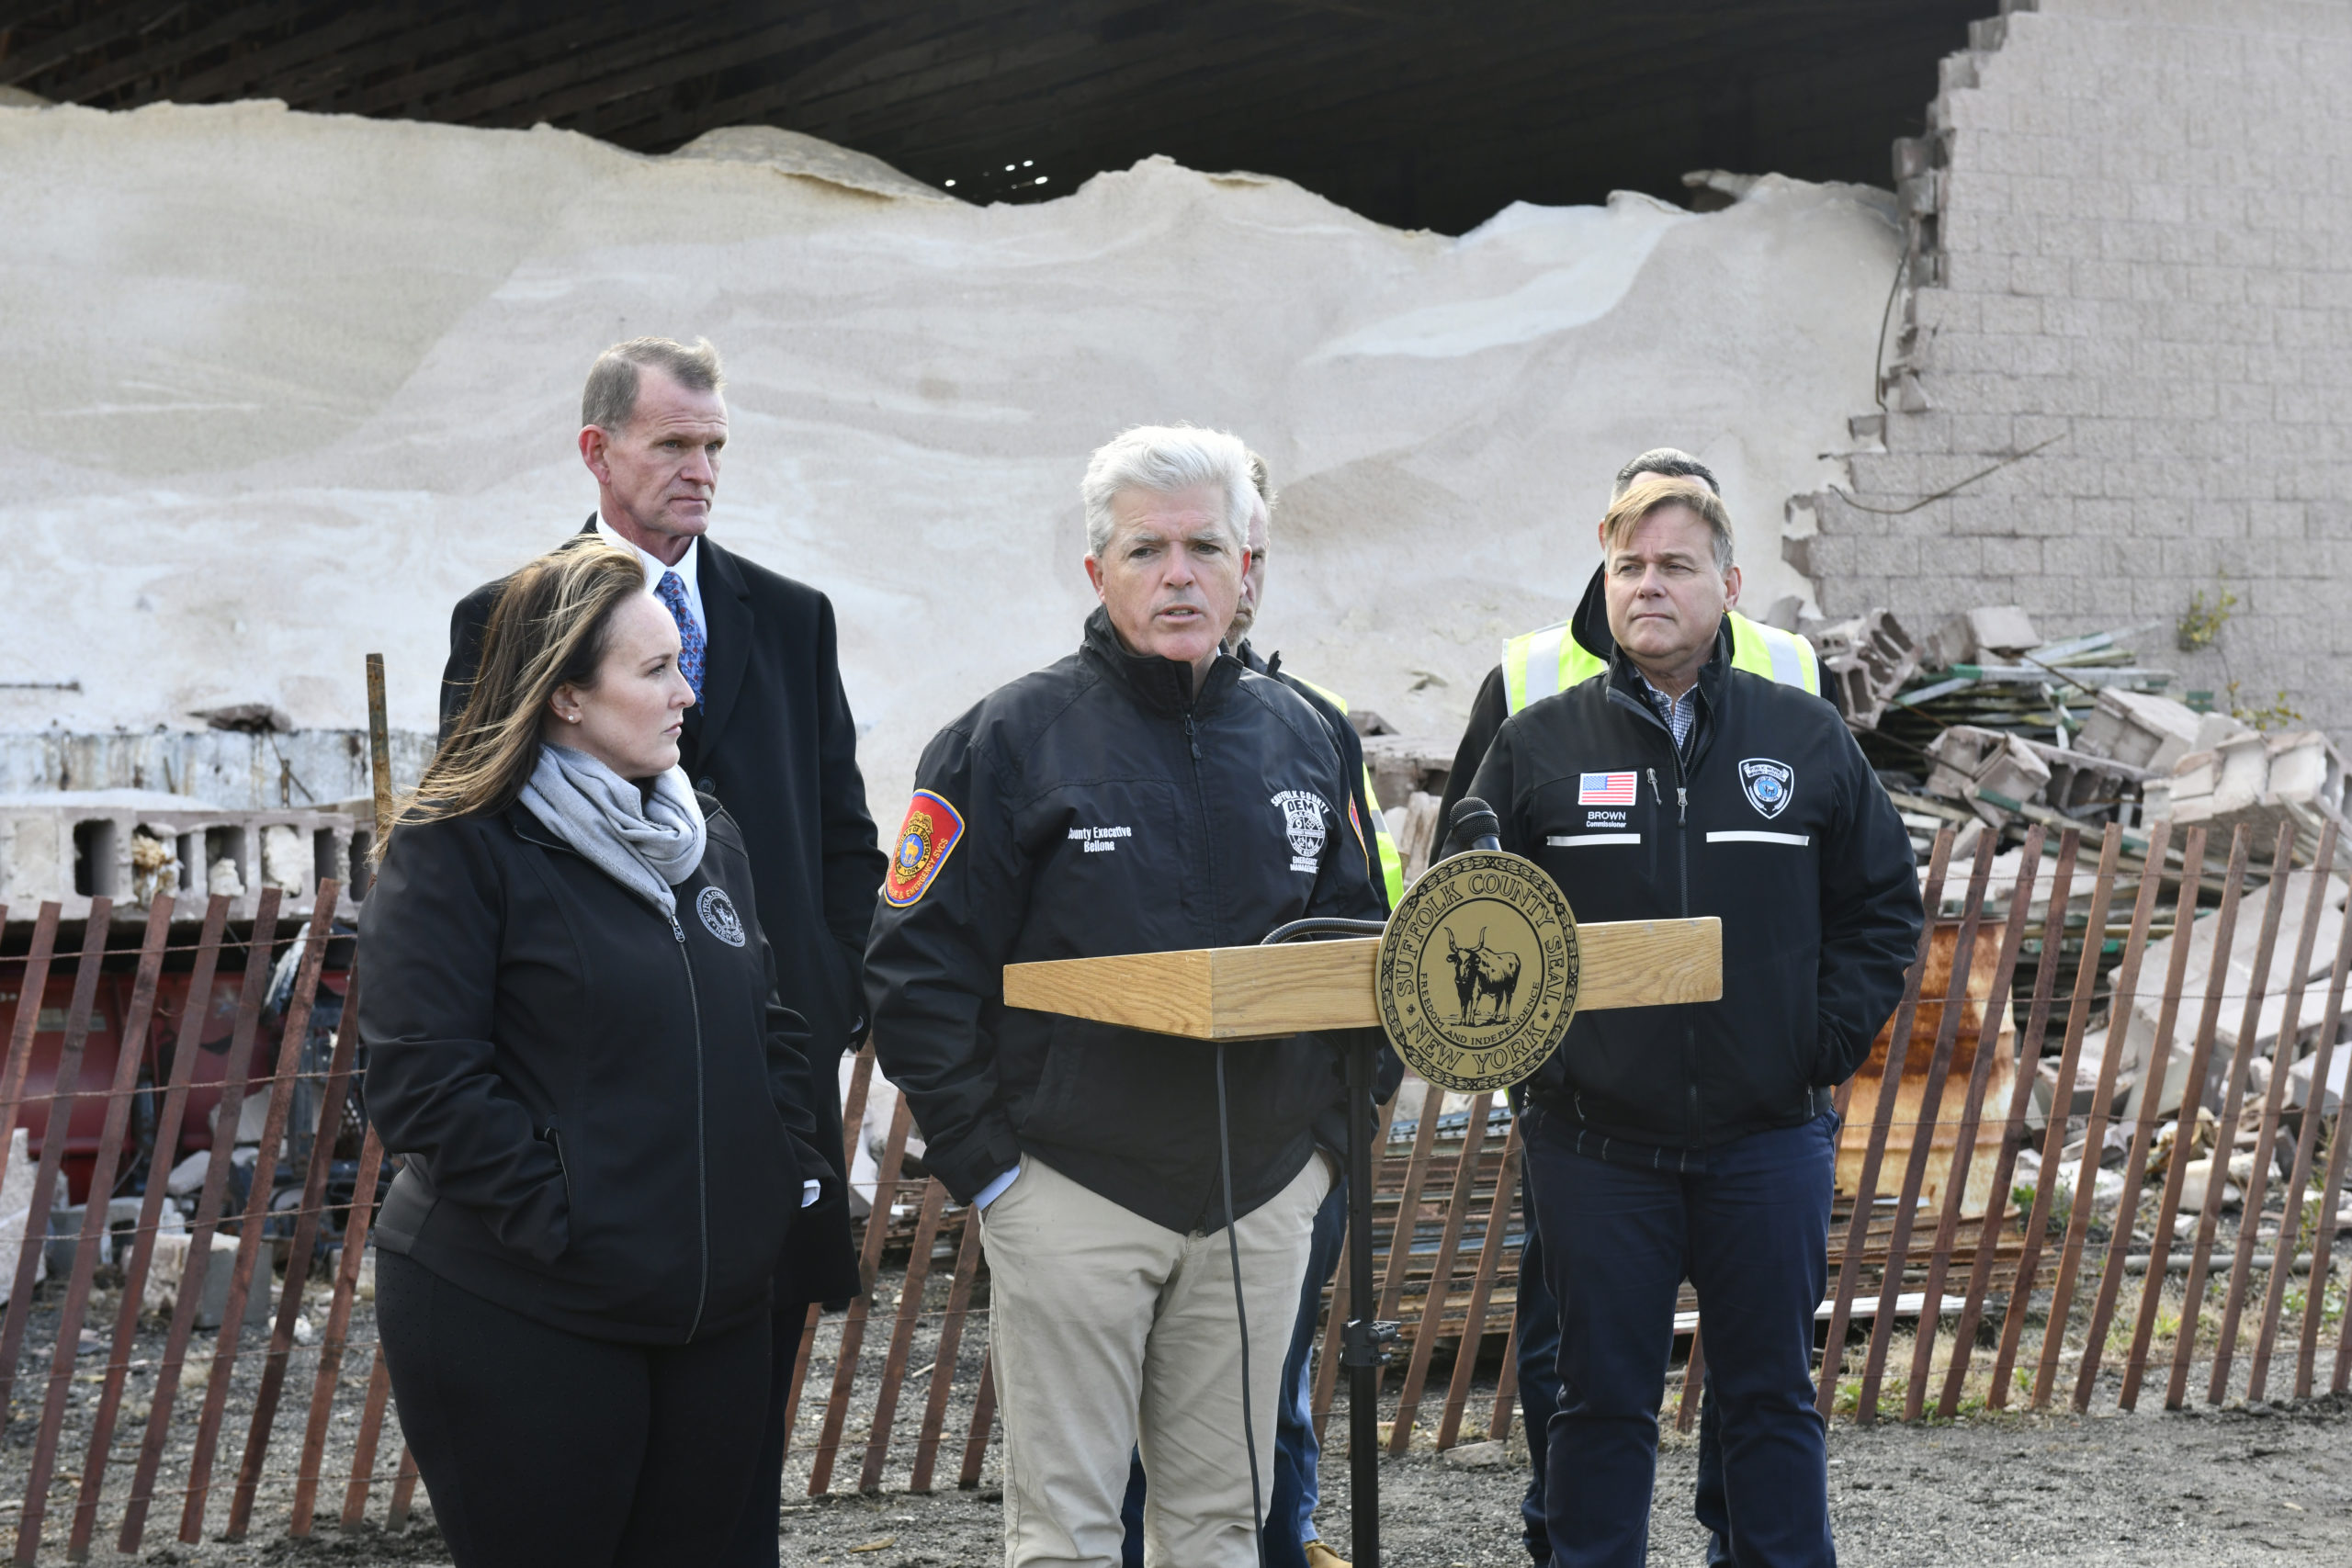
[1923,725,2052,825]
[1806,607,1918,730]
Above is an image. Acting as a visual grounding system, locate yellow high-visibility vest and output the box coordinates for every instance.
[1499,610,1818,716]
[1286,674,1407,908]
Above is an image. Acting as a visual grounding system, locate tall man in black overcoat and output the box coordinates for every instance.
[437,337,886,1564]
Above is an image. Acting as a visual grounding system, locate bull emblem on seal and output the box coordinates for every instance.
[1442,927,1522,1025]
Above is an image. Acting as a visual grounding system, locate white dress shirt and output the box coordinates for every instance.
[595,515,707,640]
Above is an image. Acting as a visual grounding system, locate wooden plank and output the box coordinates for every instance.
[70,894,233,1559]
[2296,902,2352,1398]
[2169,824,2298,1409]
[2248,822,2346,1400]
[2075,827,2206,1411]
[2208,824,2332,1404]
[1374,1082,1447,1354]
[1989,826,2121,1408]
[0,904,59,1167]
[2119,827,2252,1412]
[1938,828,2070,1418]
[808,1093,912,1495]
[1911,826,2044,1420]
[120,890,286,1555]
[179,897,340,1543]
[1859,832,1998,1424]
[1000,916,1722,1040]
[1311,1090,1400,1436]
[2036,825,2170,1408]
[1815,829,1953,1416]
[1437,1116,1521,1450]
[290,1128,385,1535]
[1389,1093,1490,1452]
[228,886,353,1540]
[388,1446,420,1528]
[957,1351,996,1490]
[13,898,171,1562]
[0,898,112,1417]
[339,1348,395,1529]
[1675,1325,1705,1436]
[910,1208,984,1493]
[861,1178,950,1491]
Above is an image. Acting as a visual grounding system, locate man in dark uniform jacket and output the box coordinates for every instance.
[437,337,885,1565]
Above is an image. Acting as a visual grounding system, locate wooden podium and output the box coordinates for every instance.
[1003,918,1723,1039]
[1001,881,1721,1568]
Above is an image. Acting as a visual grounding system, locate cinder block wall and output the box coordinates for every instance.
[1792,0,2352,742]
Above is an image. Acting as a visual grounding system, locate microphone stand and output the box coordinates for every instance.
[1265,797,1501,1568]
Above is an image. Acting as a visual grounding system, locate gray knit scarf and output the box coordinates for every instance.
[520,744,707,916]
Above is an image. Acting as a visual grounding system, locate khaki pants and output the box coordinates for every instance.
[979,1152,1331,1568]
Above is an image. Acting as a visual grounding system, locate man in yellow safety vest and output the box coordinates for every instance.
[1432,447,1826,1568]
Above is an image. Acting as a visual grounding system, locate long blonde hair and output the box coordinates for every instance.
[386,539,649,849]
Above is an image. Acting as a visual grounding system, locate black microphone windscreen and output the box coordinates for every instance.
[1447,796,1502,854]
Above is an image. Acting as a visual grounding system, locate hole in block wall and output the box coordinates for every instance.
[73,820,119,897]
[204,826,248,897]
[347,830,373,901]
[313,829,339,897]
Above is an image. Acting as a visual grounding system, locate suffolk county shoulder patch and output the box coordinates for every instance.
[885,790,965,907]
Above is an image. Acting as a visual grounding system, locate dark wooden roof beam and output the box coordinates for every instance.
[163,3,428,104]
[0,0,190,87]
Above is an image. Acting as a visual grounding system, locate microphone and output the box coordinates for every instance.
[1446,796,1502,857]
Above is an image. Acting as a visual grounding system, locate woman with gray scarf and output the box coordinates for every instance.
[358,540,842,1567]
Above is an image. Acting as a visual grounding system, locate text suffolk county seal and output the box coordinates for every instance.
[1374,850,1579,1093]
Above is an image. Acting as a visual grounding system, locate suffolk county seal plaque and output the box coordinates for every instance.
[1374,850,1579,1093]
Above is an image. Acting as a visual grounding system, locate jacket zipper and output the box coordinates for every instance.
[671,909,713,1343]
[1611,684,1700,1144]
[1181,706,1223,1234]
[512,814,717,1343]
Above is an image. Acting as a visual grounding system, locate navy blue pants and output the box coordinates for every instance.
[1522,1106,1836,1568]
[1123,1174,1350,1567]
[1521,1179,1733,1566]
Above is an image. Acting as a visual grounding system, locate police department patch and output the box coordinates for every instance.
[885,789,965,907]
[1738,758,1794,819]
[696,886,747,947]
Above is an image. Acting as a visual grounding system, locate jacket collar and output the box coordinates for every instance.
[1080,605,1240,717]
[1568,565,1616,664]
[1607,617,1734,761]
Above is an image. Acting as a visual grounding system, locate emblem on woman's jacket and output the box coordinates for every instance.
[697,886,747,947]
[1271,789,1330,873]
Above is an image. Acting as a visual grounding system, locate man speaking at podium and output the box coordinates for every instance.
[1465,477,1920,1568]
[864,425,1385,1568]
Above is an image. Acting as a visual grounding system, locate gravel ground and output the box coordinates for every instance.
[2,1268,2346,1566]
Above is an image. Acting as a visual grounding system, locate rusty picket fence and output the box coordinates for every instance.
[1,818,2348,1552]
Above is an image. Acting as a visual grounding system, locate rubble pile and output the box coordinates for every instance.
[1804,603,2348,871]
[1799,600,2352,1256]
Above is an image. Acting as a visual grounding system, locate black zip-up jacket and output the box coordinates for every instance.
[864,608,1387,1231]
[1465,625,1922,1149]
[359,798,846,1344]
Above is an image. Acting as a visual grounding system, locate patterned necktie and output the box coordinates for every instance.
[654,570,707,704]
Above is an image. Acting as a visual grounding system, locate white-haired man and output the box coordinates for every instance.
[865,425,1385,1567]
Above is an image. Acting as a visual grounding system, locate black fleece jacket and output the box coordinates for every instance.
[863,609,1387,1231]
[360,800,854,1343]
[1465,626,1922,1149]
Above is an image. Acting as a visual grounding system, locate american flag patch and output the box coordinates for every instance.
[1578,772,1637,806]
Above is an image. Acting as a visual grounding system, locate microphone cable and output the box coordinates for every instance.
[1215,1042,1269,1565]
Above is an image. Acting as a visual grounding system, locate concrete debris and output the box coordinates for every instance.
[2073,689,2238,774]
[190,702,294,734]
[0,1130,43,1307]
[1806,607,1919,730]
[2102,870,2347,1119]
[2149,728,2350,855]
[164,1149,210,1196]
[2144,1107,2219,1181]
[1924,725,2052,827]
[2287,1047,2348,1119]
[1925,605,2041,666]
[0,793,356,922]
[1442,1438,1507,1468]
